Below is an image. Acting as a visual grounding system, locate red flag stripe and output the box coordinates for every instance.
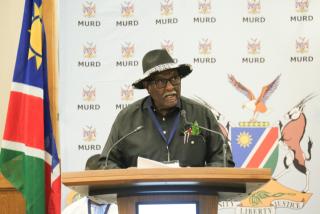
[246,127,278,168]
[45,163,61,214]
[3,91,44,150]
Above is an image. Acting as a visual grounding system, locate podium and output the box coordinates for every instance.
[62,168,271,214]
[0,174,25,214]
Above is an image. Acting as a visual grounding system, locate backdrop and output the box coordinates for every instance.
[59,0,320,213]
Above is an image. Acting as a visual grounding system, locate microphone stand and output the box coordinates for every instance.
[102,125,144,169]
[181,110,228,167]
[194,125,227,167]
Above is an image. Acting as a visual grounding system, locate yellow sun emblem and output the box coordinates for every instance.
[237,132,252,148]
[28,3,43,70]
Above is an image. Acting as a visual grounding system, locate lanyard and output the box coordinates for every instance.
[87,199,111,214]
[147,106,180,145]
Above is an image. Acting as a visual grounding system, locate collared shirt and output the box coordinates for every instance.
[98,96,234,169]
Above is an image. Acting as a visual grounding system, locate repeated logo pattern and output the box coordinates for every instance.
[83,42,96,58]
[199,39,212,55]
[60,1,319,213]
[296,37,309,53]
[296,0,309,13]
[121,1,134,17]
[82,85,96,102]
[247,0,261,14]
[198,0,211,14]
[247,39,261,55]
[83,126,96,142]
[121,42,135,59]
[161,40,174,55]
[161,0,173,16]
[121,85,134,101]
[83,1,96,18]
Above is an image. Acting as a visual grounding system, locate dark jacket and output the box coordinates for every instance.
[94,96,234,169]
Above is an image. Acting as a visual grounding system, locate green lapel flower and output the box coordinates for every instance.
[191,121,201,136]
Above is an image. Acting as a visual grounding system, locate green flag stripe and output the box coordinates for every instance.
[0,148,45,213]
[263,147,279,174]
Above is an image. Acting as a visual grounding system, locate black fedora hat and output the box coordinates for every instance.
[132,49,192,89]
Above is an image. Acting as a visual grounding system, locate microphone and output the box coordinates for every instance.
[180,110,228,167]
[102,125,144,168]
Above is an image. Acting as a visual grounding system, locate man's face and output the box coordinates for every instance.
[145,69,181,113]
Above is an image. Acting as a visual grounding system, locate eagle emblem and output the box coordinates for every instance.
[228,74,281,122]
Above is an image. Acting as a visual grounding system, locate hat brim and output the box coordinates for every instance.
[132,64,192,89]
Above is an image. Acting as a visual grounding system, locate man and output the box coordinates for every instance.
[94,49,234,169]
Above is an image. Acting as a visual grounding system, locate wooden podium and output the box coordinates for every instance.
[62,168,271,214]
[0,174,25,214]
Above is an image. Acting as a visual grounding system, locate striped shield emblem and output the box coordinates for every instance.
[231,126,279,173]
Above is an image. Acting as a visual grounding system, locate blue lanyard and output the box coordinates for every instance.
[147,106,180,145]
[87,199,110,214]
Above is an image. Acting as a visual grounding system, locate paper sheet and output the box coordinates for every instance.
[137,157,180,168]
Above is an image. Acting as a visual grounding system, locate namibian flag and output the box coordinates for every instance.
[0,0,60,213]
[231,126,279,173]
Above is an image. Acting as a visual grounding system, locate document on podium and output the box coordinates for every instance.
[137,157,180,168]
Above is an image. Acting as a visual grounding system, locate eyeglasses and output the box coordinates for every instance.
[149,75,181,89]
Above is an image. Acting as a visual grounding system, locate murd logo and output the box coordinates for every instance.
[121,84,134,101]
[77,85,100,111]
[194,0,216,23]
[83,1,96,18]
[121,1,134,17]
[199,38,212,55]
[83,42,96,58]
[296,37,309,53]
[290,37,313,63]
[78,1,101,27]
[247,0,261,14]
[198,0,211,14]
[115,84,132,110]
[193,39,216,64]
[296,0,309,13]
[116,42,138,67]
[83,126,96,142]
[121,42,134,59]
[161,40,178,63]
[78,43,101,67]
[161,40,174,55]
[156,0,178,24]
[116,1,138,26]
[79,125,101,151]
[247,38,260,55]
[82,85,96,102]
[161,0,173,16]
[242,38,265,63]
[290,0,313,22]
[243,0,265,23]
